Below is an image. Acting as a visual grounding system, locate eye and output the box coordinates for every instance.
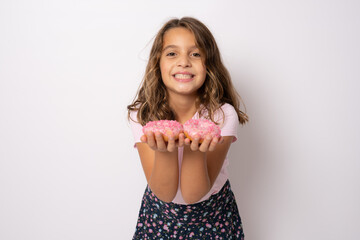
[191,52,201,57]
[166,52,176,57]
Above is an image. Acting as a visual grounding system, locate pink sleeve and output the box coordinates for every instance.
[129,110,143,148]
[215,103,239,142]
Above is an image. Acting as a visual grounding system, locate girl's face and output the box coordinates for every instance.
[159,27,206,98]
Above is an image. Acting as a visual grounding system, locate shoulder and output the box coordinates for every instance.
[128,103,143,126]
[221,103,237,116]
[128,109,144,146]
[129,110,140,124]
[214,103,239,141]
[214,103,238,124]
[128,109,143,131]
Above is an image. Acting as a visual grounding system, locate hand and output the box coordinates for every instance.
[184,135,224,152]
[140,131,185,152]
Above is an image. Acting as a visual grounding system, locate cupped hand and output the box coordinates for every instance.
[141,131,185,152]
[184,135,224,152]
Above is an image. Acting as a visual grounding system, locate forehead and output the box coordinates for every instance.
[162,27,198,50]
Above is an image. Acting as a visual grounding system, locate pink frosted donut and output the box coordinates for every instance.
[142,120,183,142]
[183,119,221,143]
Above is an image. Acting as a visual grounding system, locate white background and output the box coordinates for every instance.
[0,0,359,239]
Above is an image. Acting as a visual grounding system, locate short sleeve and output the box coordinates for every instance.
[129,110,143,148]
[215,103,239,142]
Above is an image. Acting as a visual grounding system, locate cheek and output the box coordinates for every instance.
[159,61,170,76]
[200,66,207,81]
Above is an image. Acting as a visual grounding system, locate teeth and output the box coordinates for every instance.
[174,74,193,79]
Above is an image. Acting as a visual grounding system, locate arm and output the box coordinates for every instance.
[180,135,233,204]
[136,132,185,203]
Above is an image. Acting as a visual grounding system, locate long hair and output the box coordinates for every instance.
[127,17,249,125]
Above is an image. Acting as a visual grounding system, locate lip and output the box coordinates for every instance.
[172,72,195,82]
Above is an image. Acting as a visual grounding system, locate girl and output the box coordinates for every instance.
[128,17,248,239]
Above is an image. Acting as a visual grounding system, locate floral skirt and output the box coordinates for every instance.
[133,180,245,239]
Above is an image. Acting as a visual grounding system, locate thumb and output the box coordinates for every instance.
[140,135,147,143]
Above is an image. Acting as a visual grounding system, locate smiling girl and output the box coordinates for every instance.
[128,17,248,239]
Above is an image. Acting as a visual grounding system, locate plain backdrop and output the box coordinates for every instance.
[0,0,359,239]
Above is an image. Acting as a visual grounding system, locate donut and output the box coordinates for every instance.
[183,119,221,143]
[142,120,183,142]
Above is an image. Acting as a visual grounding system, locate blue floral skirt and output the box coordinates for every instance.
[133,180,245,239]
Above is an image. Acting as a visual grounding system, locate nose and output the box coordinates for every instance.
[177,55,191,68]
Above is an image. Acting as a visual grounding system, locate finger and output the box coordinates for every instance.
[140,135,147,143]
[219,137,224,144]
[167,132,176,152]
[190,135,200,151]
[155,132,167,151]
[177,133,185,147]
[184,137,191,146]
[199,135,212,152]
[146,132,156,149]
[208,137,219,152]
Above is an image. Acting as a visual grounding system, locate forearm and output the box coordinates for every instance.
[180,146,211,204]
[149,150,179,203]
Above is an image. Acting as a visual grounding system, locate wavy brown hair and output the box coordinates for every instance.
[127,17,249,126]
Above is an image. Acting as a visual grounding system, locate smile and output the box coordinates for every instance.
[173,73,195,82]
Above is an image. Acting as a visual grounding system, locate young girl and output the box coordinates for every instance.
[128,17,248,239]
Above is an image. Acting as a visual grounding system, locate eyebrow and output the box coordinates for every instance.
[162,45,199,52]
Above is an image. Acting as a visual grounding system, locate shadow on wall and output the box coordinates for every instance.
[227,72,271,234]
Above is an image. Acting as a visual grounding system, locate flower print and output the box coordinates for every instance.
[134,180,244,239]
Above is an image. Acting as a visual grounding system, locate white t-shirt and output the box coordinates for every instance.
[129,103,239,204]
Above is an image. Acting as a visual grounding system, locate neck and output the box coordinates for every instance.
[168,92,198,124]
